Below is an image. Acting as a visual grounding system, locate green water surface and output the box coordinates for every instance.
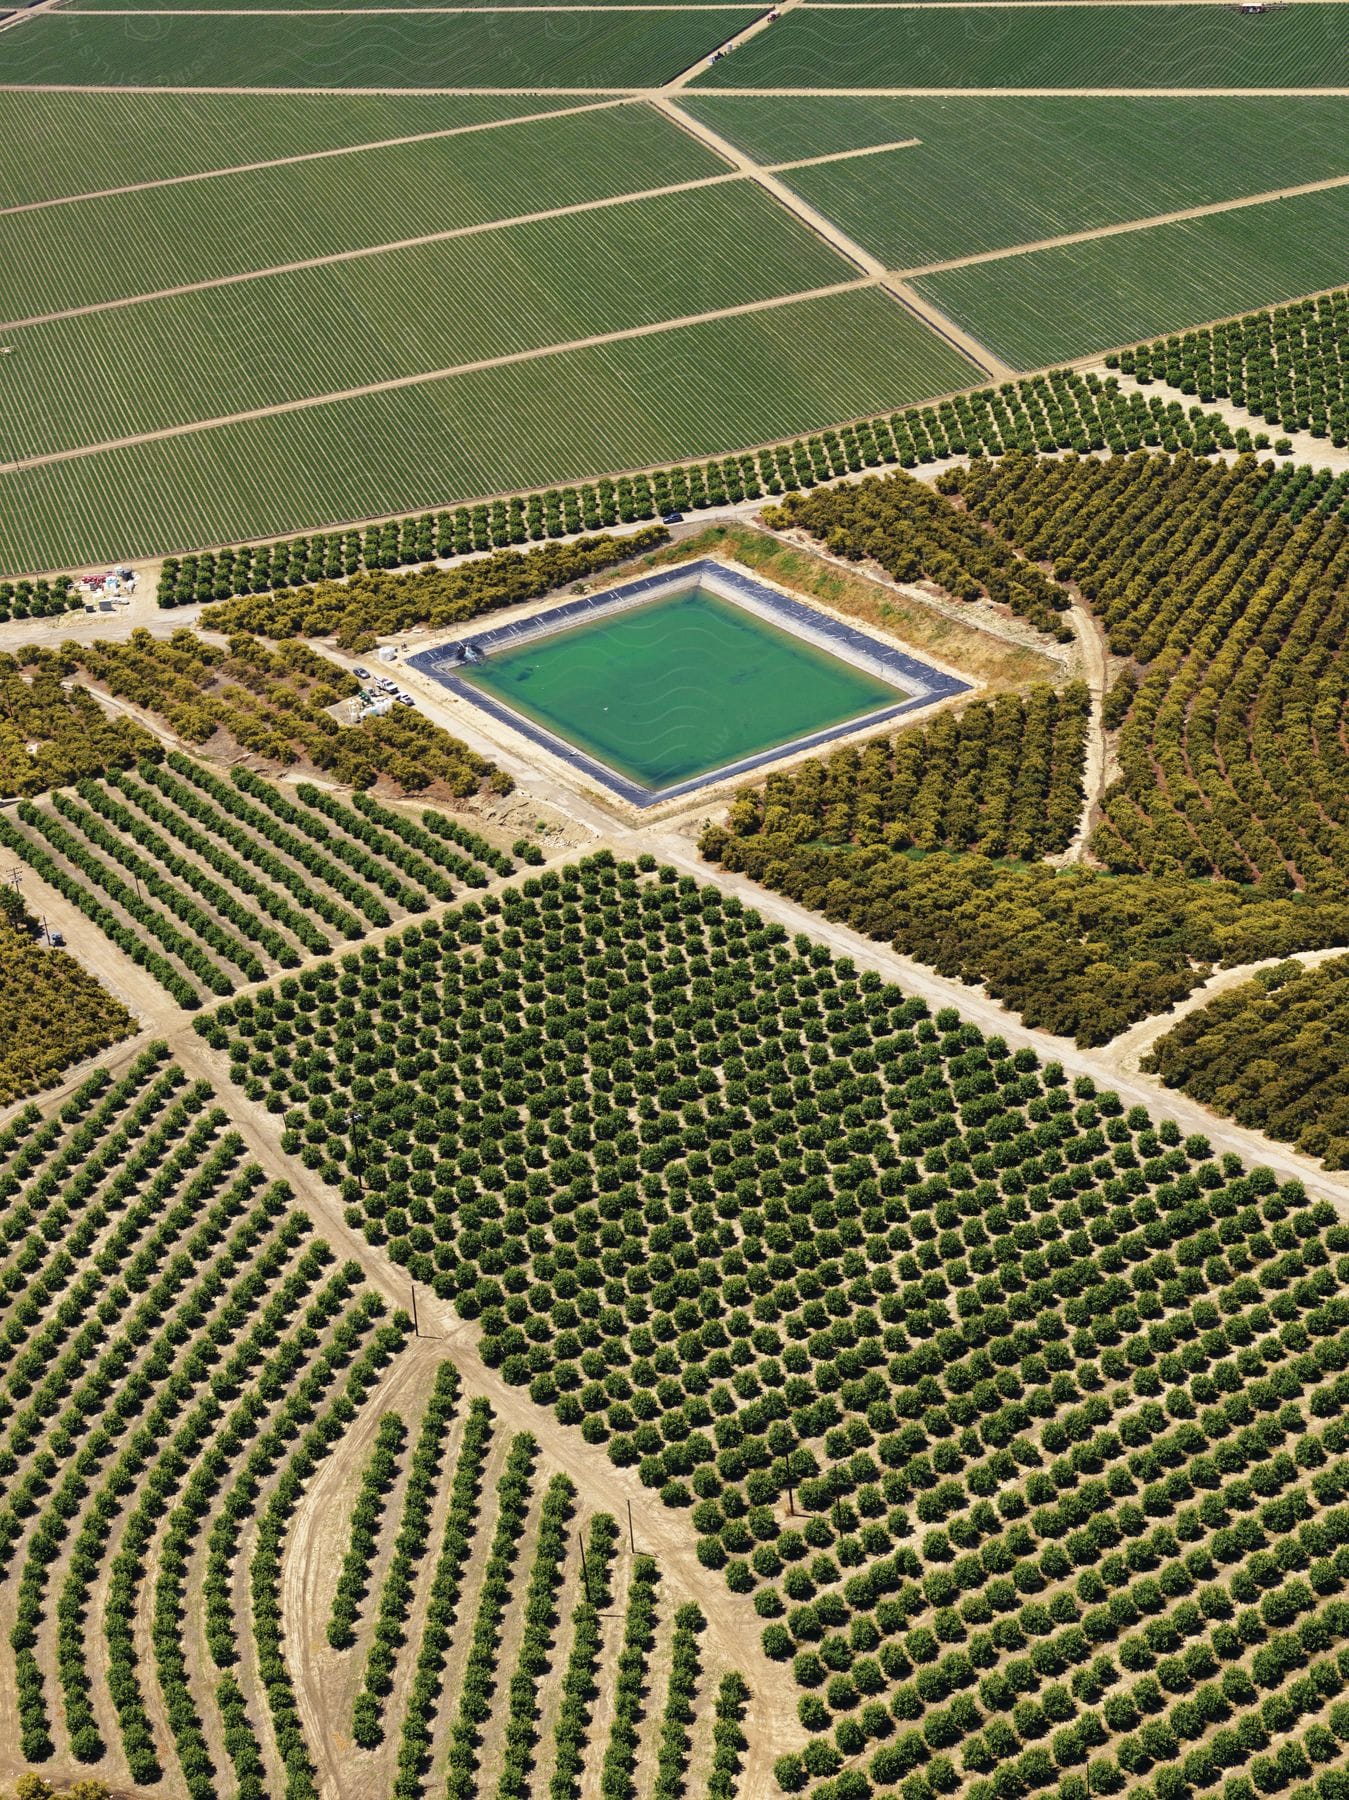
[461,585,905,790]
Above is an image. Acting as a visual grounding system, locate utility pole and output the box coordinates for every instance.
[579,1539,593,1603]
[786,1452,795,1518]
[410,1280,419,1337]
[627,1498,635,1554]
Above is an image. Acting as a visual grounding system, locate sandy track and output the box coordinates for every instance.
[1,131,923,323]
[883,275,1014,377]
[0,163,749,334]
[658,89,885,277]
[283,1339,447,1797]
[1050,589,1109,865]
[6,81,1347,94]
[1102,943,1349,1073]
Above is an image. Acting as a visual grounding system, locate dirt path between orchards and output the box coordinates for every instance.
[643,827,1349,1211]
[1047,589,1110,866]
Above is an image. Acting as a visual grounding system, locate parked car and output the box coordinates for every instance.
[397,692,415,706]
[353,665,372,680]
[661,511,684,525]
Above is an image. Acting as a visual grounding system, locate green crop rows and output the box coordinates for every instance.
[915,186,1349,371]
[0,91,577,209]
[0,103,727,321]
[0,9,756,88]
[4,184,856,461]
[0,287,976,575]
[680,97,1349,273]
[690,5,1349,92]
[199,853,1349,1800]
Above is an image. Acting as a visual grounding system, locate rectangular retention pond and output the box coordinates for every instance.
[409,559,969,806]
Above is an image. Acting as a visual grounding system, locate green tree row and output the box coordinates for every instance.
[1110,289,1349,446]
[940,452,1349,900]
[157,372,1238,612]
[1144,956,1349,1171]
[721,685,1088,864]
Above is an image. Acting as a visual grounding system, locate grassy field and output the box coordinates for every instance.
[691,4,1349,89]
[0,91,586,208]
[3,183,857,459]
[0,103,728,320]
[915,183,1349,368]
[684,95,1349,268]
[0,8,755,87]
[0,287,976,572]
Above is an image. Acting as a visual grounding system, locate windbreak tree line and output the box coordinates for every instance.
[158,371,1238,616]
[1143,956,1349,1172]
[719,685,1089,865]
[199,526,669,649]
[201,854,1349,1800]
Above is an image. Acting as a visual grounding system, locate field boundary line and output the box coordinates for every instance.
[767,134,921,170]
[0,276,872,474]
[657,91,887,274]
[58,3,761,9]
[8,80,1349,93]
[900,166,1349,277]
[664,0,802,90]
[0,0,62,32]
[676,82,1349,94]
[0,111,919,223]
[881,276,1013,377]
[0,95,630,217]
[660,88,1012,370]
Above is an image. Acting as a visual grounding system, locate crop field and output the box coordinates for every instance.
[0,287,978,574]
[0,9,756,88]
[0,755,508,1008]
[4,186,858,459]
[915,184,1349,371]
[0,103,728,319]
[685,96,1349,271]
[1,0,1345,583]
[0,90,582,209]
[192,850,1349,1800]
[690,4,1349,91]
